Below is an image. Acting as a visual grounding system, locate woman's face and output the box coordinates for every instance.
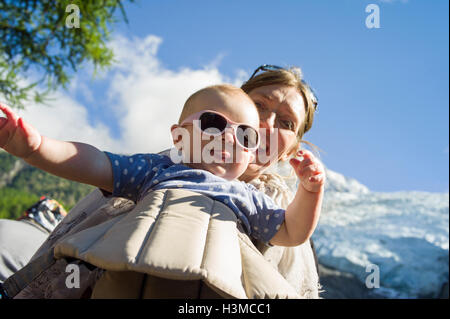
[240,84,306,181]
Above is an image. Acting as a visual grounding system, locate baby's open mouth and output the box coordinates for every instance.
[210,149,231,162]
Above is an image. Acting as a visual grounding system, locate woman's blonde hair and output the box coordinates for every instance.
[241,66,318,151]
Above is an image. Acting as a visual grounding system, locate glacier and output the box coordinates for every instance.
[311,169,449,298]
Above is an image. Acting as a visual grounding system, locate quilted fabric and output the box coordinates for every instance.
[53,188,299,299]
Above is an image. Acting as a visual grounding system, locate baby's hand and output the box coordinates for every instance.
[289,149,326,193]
[0,102,42,159]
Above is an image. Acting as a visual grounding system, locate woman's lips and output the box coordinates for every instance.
[257,142,270,156]
[255,141,277,166]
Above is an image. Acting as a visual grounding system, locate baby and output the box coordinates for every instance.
[0,84,324,246]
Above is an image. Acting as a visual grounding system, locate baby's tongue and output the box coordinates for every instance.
[210,149,231,162]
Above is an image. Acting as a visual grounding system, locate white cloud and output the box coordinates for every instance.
[15,93,118,152]
[106,35,234,154]
[13,34,247,156]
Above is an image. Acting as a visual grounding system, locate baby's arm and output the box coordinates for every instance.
[0,103,113,192]
[270,150,325,247]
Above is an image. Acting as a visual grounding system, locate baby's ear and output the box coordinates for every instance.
[171,124,189,151]
[170,124,181,149]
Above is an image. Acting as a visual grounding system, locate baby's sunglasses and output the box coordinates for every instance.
[180,110,260,151]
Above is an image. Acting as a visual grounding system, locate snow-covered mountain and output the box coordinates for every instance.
[312,169,449,298]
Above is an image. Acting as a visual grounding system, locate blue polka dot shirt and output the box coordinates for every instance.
[104,152,285,244]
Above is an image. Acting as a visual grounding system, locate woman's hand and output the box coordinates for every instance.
[289,150,325,193]
[0,102,42,159]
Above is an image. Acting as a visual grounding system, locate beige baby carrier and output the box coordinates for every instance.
[3,188,302,299]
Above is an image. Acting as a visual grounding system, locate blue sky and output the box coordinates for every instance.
[18,0,449,193]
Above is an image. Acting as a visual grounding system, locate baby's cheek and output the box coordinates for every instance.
[235,151,253,173]
[224,162,248,180]
[234,148,249,163]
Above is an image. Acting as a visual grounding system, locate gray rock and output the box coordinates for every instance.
[318,264,385,299]
[438,282,448,299]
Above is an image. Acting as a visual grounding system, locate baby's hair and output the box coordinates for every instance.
[178,84,254,124]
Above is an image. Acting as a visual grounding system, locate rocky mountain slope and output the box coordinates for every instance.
[0,151,93,219]
[314,169,449,298]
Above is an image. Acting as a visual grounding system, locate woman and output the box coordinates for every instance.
[240,65,321,298]
[3,65,322,299]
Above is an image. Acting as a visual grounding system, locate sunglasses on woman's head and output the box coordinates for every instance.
[181,110,260,151]
[248,64,319,111]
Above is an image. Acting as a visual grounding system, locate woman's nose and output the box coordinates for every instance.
[259,112,276,133]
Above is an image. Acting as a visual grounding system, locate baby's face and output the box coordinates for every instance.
[174,90,259,180]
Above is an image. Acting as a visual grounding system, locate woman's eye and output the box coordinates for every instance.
[255,102,266,109]
[281,120,295,130]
